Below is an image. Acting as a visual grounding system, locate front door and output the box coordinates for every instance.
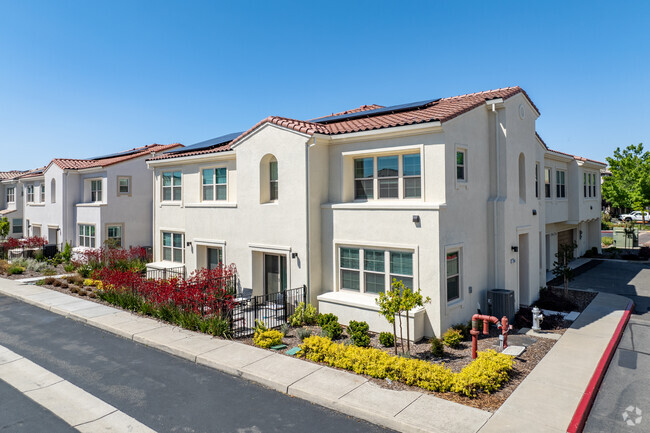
[264,254,287,295]
[207,248,222,270]
[48,228,58,246]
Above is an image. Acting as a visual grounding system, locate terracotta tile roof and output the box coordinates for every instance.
[156,87,538,161]
[0,171,27,180]
[52,143,181,170]
[16,167,46,179]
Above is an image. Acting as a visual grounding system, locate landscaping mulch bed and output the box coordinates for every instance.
[1,264,68,280]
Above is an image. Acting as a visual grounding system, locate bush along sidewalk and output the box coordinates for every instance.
[298,335,514,398]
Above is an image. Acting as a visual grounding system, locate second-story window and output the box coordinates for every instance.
[544,168,551,198]
[354,153,421,200]
[91,180,102,202]
[535,163,540,198]
[40,184,45,203]
[202,168,227,201]
[117,177,131,195]
[162,171,182,201]
[6,187,15,203]
[26,185,34,203]
[556,170,566,198]
[269,159,278,201]
[456,151,466,181]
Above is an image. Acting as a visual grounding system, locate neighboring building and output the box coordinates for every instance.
[20,143,181,249]
[146,86,604,339]
[0,170,30,238]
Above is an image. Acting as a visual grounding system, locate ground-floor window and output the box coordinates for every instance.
[162,232,184,263]
[446,250,461,302]
[79,224,96,248]
[207,247,223,269]
[106,224,123,248]
[339,247,414,294]
[12,218,22,234]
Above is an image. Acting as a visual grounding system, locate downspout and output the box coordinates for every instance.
[305,139,311,303]
[492,103,500,289]
[150,160,156,262]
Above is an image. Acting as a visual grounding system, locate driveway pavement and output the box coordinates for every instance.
[568,261,650,432]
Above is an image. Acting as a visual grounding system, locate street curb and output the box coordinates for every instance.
[566,299,635,433]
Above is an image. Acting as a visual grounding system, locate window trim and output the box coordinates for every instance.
[162,231,184,263]
[456,148,467,183]
[90,179,103,202]
[117,176,132,197]
[78,223,96,248]
[26,185,34,203]
[6,187,15,203]
[544,167,552,199]
[162,171,182,202]
[105,223,124,248]
[535,162,540,199]
[269,159,278,201]
[40,184,45,203]
[352,151,422,201]
[445,247,462,305]
[337,244,416,295]
[555,169,566,199]
[201,167,228,202]
[12,218,22,234]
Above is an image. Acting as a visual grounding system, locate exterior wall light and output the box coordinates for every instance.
[186,241,192,247]
[532,209,537,215]
[412,215,420,223]
[511,246,519,252]
[292,252,298,259]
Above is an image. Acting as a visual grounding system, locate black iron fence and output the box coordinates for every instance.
[230,285,307,338]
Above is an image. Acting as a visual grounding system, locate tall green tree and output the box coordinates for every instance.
[602,143,650,219]
[0,217,9,240]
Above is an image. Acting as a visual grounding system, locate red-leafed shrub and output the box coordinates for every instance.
[3,237,22,249]
[79,246,148,272]
[23,236,48,248]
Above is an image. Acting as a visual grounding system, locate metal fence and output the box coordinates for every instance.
[230,285,307,338]
[145,266,186,280]
[1,243,61,260]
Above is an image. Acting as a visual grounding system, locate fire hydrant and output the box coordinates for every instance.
[532,306,544,331]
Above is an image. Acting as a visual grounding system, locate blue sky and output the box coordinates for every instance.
[1,0,648,171]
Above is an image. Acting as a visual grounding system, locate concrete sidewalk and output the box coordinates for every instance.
[0,277,631,433]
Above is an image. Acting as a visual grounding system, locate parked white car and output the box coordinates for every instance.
[619,211,650,222]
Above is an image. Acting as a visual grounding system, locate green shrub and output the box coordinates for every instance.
[347,320,370,347]
[254,329,283,348]
[296,327,312,341]
[35,279,45,286]
[42,268,56,276]
[379,332,395,347]
[299,336,513,397]
[317,313,338,327]
[64,263,76,273]
[452,322,471,340]
[442,328,463,348]
[602,236,613,247]
[34,251,45,262]
[453,350,514,397]
[7,265,25,275]
[280,323,290,336]
[77,264,93,278]
[61,242,72,262]
[322,321,343,340]
[430,338,444,358]
[288,302,318,326]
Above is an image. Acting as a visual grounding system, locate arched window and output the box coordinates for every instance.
[518,153,526,203]
[50,179,56,203]
[260,154,278,203]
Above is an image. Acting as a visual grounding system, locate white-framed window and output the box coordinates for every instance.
[162,171,182,201]
[353,153,421,200]
[78,224,96,248]
[117,176,131,196]
[90,180,102,202]
[26,185,34,203]
[592,173,597,197]
[162,232,184,263]
[12,218,22,234]
[6,187,15,203]
[556,170,566,198]
[339,247,414,294]
[106,224,123,248]
[269,159,278,201]
[544,168,552,198]
[202,168,227,201]
[456,150,466,182]
[50,179,56,203]
[446,250,461,303]
[40,184,45,203]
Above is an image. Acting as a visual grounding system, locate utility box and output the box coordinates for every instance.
[487,289,515,321]
[613,227,638,248]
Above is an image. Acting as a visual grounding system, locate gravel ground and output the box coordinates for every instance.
[1,264,68,280]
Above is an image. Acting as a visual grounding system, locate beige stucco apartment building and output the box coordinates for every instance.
[146,87,605,339]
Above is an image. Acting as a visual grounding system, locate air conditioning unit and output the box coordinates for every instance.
[487,289,515,321]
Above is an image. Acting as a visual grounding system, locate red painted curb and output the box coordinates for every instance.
[566,300,635,433]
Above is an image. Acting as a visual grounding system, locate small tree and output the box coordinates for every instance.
[0,217,9,240]
[552,241,577,298]
[376,279,430,355]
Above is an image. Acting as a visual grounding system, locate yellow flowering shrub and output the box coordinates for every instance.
[253,330,284,349]
[83,279,103,290]
[299,336,514,397]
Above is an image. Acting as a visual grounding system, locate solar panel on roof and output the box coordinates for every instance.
[311,99,440,124]
[164,132,242,155]
[87,148,146,160]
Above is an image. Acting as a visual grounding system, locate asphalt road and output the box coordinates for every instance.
[568,261,650,432]
[0,294,393,433]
